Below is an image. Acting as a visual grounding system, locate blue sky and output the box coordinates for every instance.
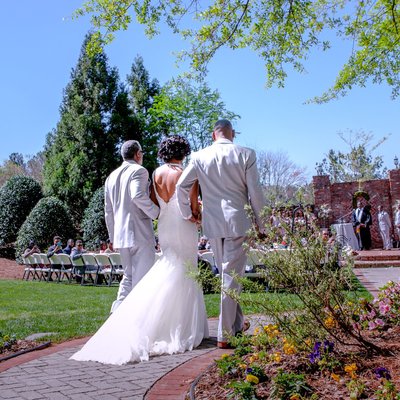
[1,0,398,179]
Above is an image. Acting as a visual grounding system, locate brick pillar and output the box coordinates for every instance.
[389,169,400,208]
[312,175,332,227]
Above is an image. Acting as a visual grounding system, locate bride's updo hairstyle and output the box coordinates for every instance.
[158,135,191,162]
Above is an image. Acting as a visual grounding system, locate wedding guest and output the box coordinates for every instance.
[63,239,75,255]
[23,240,41,258]
[395,203,400,248]
[198,236,210,253]
[103,239,114,254]
[47,236,64,258]
[377,205,392,250]
[99,240,107,253]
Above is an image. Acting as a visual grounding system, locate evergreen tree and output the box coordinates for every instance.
[43,33,133,224]
[126,55,161,173]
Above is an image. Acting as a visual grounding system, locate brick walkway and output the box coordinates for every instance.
[0,268,399,399]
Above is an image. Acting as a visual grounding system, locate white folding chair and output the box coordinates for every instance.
[22,255,40,281]
[57,253,74,283]
[94,254,113,286]
[199,251,215,267]
[48,254,63,282]
[71,256,86,285]
[107,252,124,283]
[81,254,100,285]
[33,253,51,281]
[245,249,266,278]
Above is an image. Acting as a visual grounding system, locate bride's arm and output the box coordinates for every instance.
[189,181,200,220]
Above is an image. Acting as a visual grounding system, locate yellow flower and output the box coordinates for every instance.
[253,327,261,335]
[344,363,358,379]
[239,363,247,369]
[221,353,230,359]
[283,342,297,355]
[331,373,341,382]
[246,374,259,384]
[272,352,281,363]
[324,316,337,329]
[290,395,301,400]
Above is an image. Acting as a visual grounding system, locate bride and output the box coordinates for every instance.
[70,135,209,365]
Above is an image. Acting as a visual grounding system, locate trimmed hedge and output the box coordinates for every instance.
[82,187,108,250]
[15,196,75,261]
[0,175,43,246]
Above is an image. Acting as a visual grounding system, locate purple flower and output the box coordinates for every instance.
[374,367,391,380]
[313,341,322,352]
[323,340,334,353]
[246,367,253,374]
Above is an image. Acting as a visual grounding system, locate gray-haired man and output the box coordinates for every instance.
[105,140,159,312]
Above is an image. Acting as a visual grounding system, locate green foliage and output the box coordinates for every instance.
[43,33,133,224]
[15,197,75,261]
[316,131,389,183]
[227,380,257,400]
[0,175,43,246]
[270,370,313,400]
[0,331,17,353]
[82,187,108,250]
[149,77,239,151]
[75,0,400,101]
[126,55,161,173]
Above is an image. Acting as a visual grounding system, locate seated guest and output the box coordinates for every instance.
[72,240,104,284]
[47,236,64,258]
[23,240,41,258]
[103,239,114,254]
[99,240,107,253]
[198,236,210,253]
[63,239,75,255]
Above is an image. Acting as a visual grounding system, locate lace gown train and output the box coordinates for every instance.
[70,189,209,365]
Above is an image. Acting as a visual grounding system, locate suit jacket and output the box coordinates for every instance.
[352,207,372,228]
[105,161,159,249]
[176,138,266,239]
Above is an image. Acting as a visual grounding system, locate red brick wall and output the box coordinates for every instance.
[313,169,400,249]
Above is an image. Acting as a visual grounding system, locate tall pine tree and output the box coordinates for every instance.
[126,56,161,173]
[43,34,134,224]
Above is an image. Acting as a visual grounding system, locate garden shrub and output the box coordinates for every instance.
[0,175,42,246]
[15,196,75,261]
[82,187,108,250]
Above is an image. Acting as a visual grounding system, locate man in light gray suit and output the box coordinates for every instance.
[105,140,159,313]
[176,119,265,348]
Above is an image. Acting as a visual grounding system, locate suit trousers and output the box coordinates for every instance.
[379,226,392,250]
[111,244,155,313]
[210,236,247,342]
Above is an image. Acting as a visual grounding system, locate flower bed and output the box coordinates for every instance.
[193,282,400,399]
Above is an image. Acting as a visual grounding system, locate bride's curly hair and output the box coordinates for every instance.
[157,135,191,162]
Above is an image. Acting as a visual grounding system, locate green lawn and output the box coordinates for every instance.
[0,277,371,343]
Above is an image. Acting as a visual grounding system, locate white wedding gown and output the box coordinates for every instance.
[70,187,209,365]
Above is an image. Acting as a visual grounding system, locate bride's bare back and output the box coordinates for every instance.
[151,161,199,217]
[153,163,182,203]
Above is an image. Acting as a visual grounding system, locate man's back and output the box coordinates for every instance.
[178,138,265,239]
[105,161,156,248]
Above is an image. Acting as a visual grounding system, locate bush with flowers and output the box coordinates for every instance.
[194,209,400,399]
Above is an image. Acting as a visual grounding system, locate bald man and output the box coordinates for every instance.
[177,119,266,348]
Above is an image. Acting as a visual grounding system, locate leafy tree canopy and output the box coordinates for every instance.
[43,33,133,224]
[0,175,43,246]
[150,77,239,151]
[126,55,162,173]
[75,0,400,101]
[316,131,389,183]
[15,196,75,261]
[82,187,108,250]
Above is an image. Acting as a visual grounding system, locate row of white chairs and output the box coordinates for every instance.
[199,249,267,278]
[22,252,124,286]
[22,248,267,284]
